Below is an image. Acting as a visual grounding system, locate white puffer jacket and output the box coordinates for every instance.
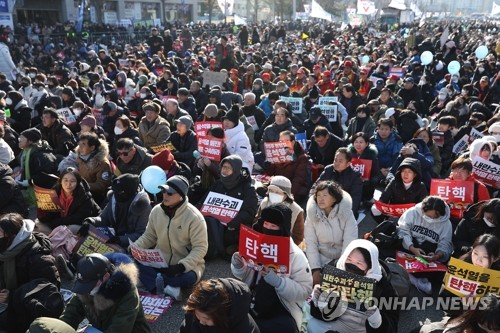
[224,121,255,173]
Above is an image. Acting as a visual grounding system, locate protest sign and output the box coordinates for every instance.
[389,66,405,78]
[264,141,293,164]
[160,95,177,106]
[252,174,272,184]
[318,96,338,106]
[472,156,500,189]
[321,264,377,312]
[469,128,484,143]
[129,240,168,268]
[453,134,469,154]
[200,192,243,224]
[139,291,174,323]
[280,96,303,114]
[246,115,259,131]
[197,137,223,162]
[396,251,448,273]
[194,121,223,137]
[374,200,415,218]
[56,108,77,125]
[33,184,63,212]
[116,87,126,98]
[444,257,500,297]
[430,179,474,208]
[92,109,104,127]
[118,59,129,67]
[150,142,176,154]
[432,131,445,147]
[239,225,290,273]
[73,225,124,258]
[295,132,308,152]
[319,105,337,122]
[351,158,372,181]
[202,71,227,88]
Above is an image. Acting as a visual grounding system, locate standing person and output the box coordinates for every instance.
[179,278,260,333]
[133,176,208,300]
[0,26,16,81]
[147,27,164,56]
[215,36,234,71]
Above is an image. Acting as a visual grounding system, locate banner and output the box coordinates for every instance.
[197,137,223,162]
[318,96,338,106]
[444,257,500,297]
[374,200,415,218]
[33,185,63,212]
[351,158,372,181]
[129,240,168,268]
[73,225,124,258]
[239,225,290,273]
[202,71,227,88]
[472,156,500,189]
[279,96,303,114]
[321,264,377,311]
[194,121,223,137]
[310,0,333,21]
[453,134,469,154]
[56,108,77,125]
[396,251,447,273]
[357,0,376,15]
[493,2,500,15]
[430,179,474,208]
[264,141,293,164]
[139,291,174,323]
[319,105,337,122]
[200,192,243,225]
[150,142,176,154]
[295,132,308,152]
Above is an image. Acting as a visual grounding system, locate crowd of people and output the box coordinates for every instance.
[0,15,498,333]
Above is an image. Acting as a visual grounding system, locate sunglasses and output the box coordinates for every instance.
[160,189,176,195]
[117,150,131,157]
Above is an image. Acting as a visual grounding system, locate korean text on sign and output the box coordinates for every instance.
[263,141,293,164]
[238,225,290,273]
[351,158,372,181]
[444,257,500,297]
[395,251,448,273]
[472,156,500,189]
[129,240,168,268]
[139,291,173,323]
[200,192,243,225]
[194,121,223,137]
[430,179,474,203]
[280,96,303,114]
[197,136,223,162]
[374,200,415,218]
[319,105,337,122]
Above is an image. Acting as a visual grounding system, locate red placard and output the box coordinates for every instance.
[200,192,243,225]
[472,156,500,189]
[116,87,126,98]
[351,158,372,180]
[264,141,293,164]
[430,179,474,207]
[160,95,177,106]
[139,291,174,323]
[239,225,290,274]
[194,121,223,137]
[396,251,448,273]
[374,200,415,218]
[197,136,223,162]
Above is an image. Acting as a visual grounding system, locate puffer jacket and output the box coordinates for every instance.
[75,140,112,197]
[224,121,254,173]
[138,115,171,149]
[0,163,28,217]
[37,119,76,158]
[304,190,358,270]
[370,131,403,169]
[259,119,297,151]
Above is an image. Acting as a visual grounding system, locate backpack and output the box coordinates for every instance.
[384,257,411,297]
[364,220,399,249]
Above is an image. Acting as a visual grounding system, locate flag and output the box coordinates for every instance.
[76,0,85,33]
[301,32,309,39]
[493,2,500,15]
[310,0,333,21]
[357,0,376,15]
[217,0,234,16]
[440,26,449,48]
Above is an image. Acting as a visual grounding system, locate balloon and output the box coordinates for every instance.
[447,60,461,75]
[141,166,167,194]
[475,45,488,59]
[421,51,433,65]
[361,55,370,64]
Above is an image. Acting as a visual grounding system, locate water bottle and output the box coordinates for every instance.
[155,273,165,296]
[193,150,201,159]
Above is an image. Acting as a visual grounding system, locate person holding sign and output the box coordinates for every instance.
[349,132,380,203]
[134,176,208,300]
[231,204,312,333]
[179,278,259,333]
[397,196,453,295]
[308,239,399,333]
[305,180,358,286]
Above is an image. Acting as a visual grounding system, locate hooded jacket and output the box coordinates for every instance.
[397,202,453,262]
[8,94,32,133]
[224,121,254,173]
[0,163,28,217]
[75,139,112,196]
[380,157,428,205]
[179,278,260,333]
[305,190,358,270]
[59,255,151,333]
[259,119,297,151]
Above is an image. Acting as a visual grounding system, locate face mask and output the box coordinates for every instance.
[345,263,366,276]
[5,98,12,105]
[114,126,124,135]
[468,119,478,127]
[268,192,285,204]
[29,73,36,78]
[423,215,439,223]
[0,237,9,253]
[262,227,283,237]
[478,67,485,73]
[73,108,82,116]
[140,93,146,99]
[484,217,496,228]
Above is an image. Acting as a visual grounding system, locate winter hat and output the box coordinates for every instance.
[112,173,140,202]
[102,101,117,115]
[309,106,322,120]
[62,86,73,96]
[142,102,160,113]
[175,115,193,129]
[336,239,383,281]
[177,87,189,96]
[262,63,272,70]
[203,104,218,118]
[158,175,189,198]
[253,78,263,86]
[21,128,42,142]
[259,203,292,237]
[79,115,96,129]
[138,75,148,85]
[222,105,240,126]
[385,107,396,118]
[309,87,319,99]
[268,175,293,199]
[489,122,500,134]
[151,149,175,171]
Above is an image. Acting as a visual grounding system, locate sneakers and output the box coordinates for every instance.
[409,274,432,295]
[56,254,74,280]
[164,285,182,301]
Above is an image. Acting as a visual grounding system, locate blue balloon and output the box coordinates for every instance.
[141,166,167,194]
[447,60,461,75]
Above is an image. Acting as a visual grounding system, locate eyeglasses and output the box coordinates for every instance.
[117,150,132,157]
[160,189,176,195]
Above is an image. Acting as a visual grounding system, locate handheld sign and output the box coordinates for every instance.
[472,156,500,189]
[432,131,445,147]
[239,225,290,274]
[318,96,339,105]
[129,240,168,268]
[201,192,243,225]
[469,128,484,143]
[374,200,415,218]
[197,137,223,162]
[280,96,303,114]
[264,141,293,164]
[73,225,124,258]
[444,257,500,297]
[295,132,308,152]
[453,134,469,154]
[430,179,474,218]
[320,105,337,122]
[56,108,77,125]
[396,251,447,273]
[33,184,63,212]
[202,71,227,88]
[150,142,176,154]
[194,121,223,137]
[351,158,372,181]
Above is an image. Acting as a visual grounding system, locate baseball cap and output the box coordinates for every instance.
[403,77,414,84]
[73,254,113,295]
[158,175,189,198]
[309,106,322,120]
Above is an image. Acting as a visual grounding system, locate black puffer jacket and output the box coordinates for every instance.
[0,163,28,217]
[380,157,427,204]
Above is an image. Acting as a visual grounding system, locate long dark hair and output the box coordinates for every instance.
[474,199,500,227]
[58,167,82,188]
[447,293,500,332]
[460,234,500,268]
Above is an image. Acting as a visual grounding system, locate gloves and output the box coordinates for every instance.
[371,205,382,216]
[106,235,121,245]
[311,284,321,307]
[162,264,185,277]
[366,306,382,328]
[263,268,282,288]
[231,252,245,269]
[16,179,29,187]
[78,222,91,237]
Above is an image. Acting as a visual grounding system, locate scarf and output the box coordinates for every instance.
[59,190,74,218]
[0,234,34,290]
[22,147,32,181]
[232,78,240,93]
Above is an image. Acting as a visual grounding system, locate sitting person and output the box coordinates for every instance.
[308,126,344,181]
[133,176,208,300]
[114,138,153,175]
[110,115,144,160]
[151,149,192,184]
[223,106,254,173]
[371,157,427,224]
[305,180,358,286]
[231,204,312,333]
[256,176,304,246]
[138,101,171,151]
[169,115,198,169]
[37,168,101,235]
[308,239,399,333]
[370,118,403,185]
[0,162,27,217]
[460,234,500,270]
[397,196,453,296]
